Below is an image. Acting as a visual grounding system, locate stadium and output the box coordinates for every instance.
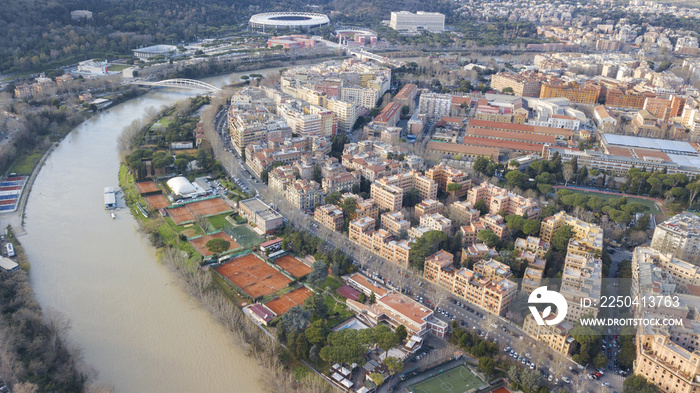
[248,12,331,32]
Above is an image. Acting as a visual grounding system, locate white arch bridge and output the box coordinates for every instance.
[132,79,221,92]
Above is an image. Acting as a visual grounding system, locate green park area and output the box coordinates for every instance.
[561,189,663,215]
[408,366,484,393]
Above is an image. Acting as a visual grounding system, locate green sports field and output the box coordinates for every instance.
[408,366,484,393]
[224,224,263,250]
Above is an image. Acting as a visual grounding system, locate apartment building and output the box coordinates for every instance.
[540,82,598,105]
[383,171,438,201]
[348,216,413,268]
[461,221,488,246]
[523,311,576,356]
[284,179,321,210]
[425,163,471,198]
[449,200,481,224]
[473,259,512,281]
[342,193,379,221]
[466,183,540,219]
[461,243,498,264]
[634,247,700,288]
[268,165,296,192]
[490,71,543,97]
[322,170,361,194]
[635,326,700,393]
[423,250,517,315]
[606,89,655,110]
[418,92,452,118]
[229,107,292,155]
[650,213,700,262]
[370,180,404,212]
[521,267,544,295]
[415,199,444,219]
[327,98,360,133]
[381,211,411,235]
[315,204,344,231]
[479,214,508,240]
[419,213,452,234]
[560,253,603,324]
[539,211,603,255]
[514,236,550,259]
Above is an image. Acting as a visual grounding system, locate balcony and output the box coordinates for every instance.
[641,348,694,382]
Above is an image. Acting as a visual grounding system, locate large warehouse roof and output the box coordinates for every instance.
[602,134,698,155]
[167,176,196,196]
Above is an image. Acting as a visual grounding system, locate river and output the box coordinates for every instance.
[18,66,287,393]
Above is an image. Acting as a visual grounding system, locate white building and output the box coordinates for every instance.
[389,11,445,32]
[418,92,452,118]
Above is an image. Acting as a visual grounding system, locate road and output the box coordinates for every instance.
[207,107,624,393]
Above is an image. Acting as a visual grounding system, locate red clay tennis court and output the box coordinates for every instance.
[186,198,232,217]
[274,254,313,278]
[215,254,291,298]
[265,287,312,316]
[489,387,512,393]
[168,206,196,225]
[189,232,240,256]
[135,181,160,194]
[144,194,170,209]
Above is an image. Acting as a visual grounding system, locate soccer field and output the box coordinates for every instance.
[408,366,484,393]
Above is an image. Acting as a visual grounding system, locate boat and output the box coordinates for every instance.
[111,212,116,219]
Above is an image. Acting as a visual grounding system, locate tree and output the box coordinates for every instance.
[408,230,449,269]
[357,292,367,304]
[295,332,310,359]
[520,368,543,392]
[522,219,540,236]
[325,191,342,205]
[551,225,573,252]
[505,170,528,189]
[501,87,514,94]
[401,105,410,116]
[384,356,404,374]
[403,188,421,208]
[477,229,500,248]
[206,238,230,254]
[320,329,367,365]
[563,163,574,186]
[305,320,330,346]
[623,375,660,393]
[474,199,489,215]
[313,164,322,183]
[394,324,408,342]
[280,305,311,333]
[368,372,384,386]
[478,356,496,378]
[307,261,328,287]
[376,324,399,356]
[447,182,462,193]
[369,291,376,304]
[473,156,490,174]
[304,293,328,319]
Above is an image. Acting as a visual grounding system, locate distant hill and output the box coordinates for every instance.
[0,0,453,75]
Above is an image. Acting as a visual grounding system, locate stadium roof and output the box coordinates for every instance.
[602,134,698,155]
